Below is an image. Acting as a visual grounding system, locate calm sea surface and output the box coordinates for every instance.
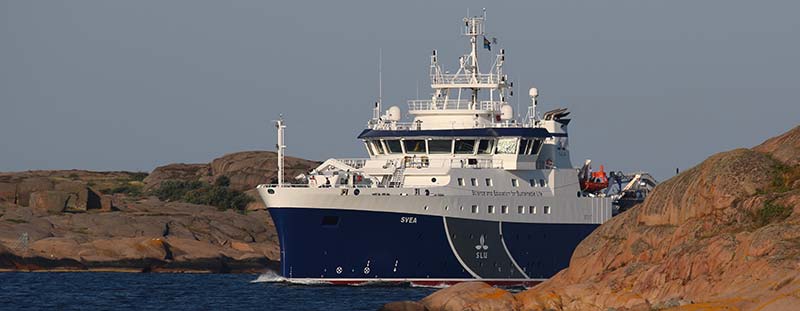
[0,272,438,311]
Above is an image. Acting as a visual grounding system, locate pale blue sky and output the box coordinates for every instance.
[2,1,798,180]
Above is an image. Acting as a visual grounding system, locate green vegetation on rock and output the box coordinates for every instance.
[151,176,253,211]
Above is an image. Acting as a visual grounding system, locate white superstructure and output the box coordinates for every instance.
[257,11,613,285]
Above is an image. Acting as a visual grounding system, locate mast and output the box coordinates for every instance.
[275,116,286,187]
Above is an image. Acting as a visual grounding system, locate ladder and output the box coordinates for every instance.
[390,166,405,187]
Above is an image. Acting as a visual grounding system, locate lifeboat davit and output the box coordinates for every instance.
[580,165,610,193]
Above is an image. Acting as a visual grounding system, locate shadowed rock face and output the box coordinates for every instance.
[145,151,319,192]
[0,201,280,273]
[0,150,323,273]
[386,125,800,311]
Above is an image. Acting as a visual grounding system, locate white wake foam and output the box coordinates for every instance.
[250,270,286,283]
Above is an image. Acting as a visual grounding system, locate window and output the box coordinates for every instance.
[544,206,551,214]
[511,179,519,187]
[364,142,374,156]
[517,205,525,214]
[470,178,478,186]
[529,206,537,214]
[454,139,476,154]
[477,139,494,154]
[371,141,385,154]
[495,138,518,154]
[321,216,339,226]
[385,140,402,153]
[501,205,509,214]
[488,205,495,214]
[529,179,536,187]
[403,140,426,154]
[539,179,547,187]
[485,178,493,187]
[471,205,479,213]
[428,140,453,154]
[529,139,543,155]
[457,178,465,186]
[518,139,530,155]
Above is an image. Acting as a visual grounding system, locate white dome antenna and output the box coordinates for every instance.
[527,87,539,124]
[500,104,513,121]
[386,106,401,121]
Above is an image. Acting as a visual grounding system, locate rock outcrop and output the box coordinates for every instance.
[144,151,318,193]
[0,200,280,273]
[387,125,800,311]
[0,150,320,273]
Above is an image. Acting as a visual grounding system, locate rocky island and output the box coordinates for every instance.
[0,151,318,273]
[382,125,800,310]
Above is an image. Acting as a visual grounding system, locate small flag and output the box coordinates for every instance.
[483,36,491,51]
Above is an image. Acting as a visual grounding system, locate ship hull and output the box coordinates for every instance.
[268,207,597,286]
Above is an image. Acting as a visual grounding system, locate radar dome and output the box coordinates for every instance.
[386,106,401,121]
[529,87,538,98]
[500,104,513,120]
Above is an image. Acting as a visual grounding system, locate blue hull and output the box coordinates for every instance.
[268,207,597,281]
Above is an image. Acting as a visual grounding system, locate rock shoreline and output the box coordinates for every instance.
[0,151,320,274]
[382,125,800,311]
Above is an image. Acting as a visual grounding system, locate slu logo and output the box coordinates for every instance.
[474,235,489,259]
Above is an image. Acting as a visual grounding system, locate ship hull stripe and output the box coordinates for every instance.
[499,221,530,279]
[442,216,481,279]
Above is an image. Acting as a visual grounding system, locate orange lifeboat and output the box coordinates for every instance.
[580,165,610,193]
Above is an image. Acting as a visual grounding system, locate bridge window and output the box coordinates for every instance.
[511,179,519,187]
[488,205,495,214]
[364,142,374,156]
[485,178,493,187]
[495,138,518,154]
[501,205,509,214]
[385,140,402,154]
[403,140,426,154]
[529,179,536,187]
[529,206,537,214]
[518,139,530,155]
[457,178,465,186]
[477,139,494,154]
[454,139,476,154]
[529,139,543,155]
[517,205,525,214]
[370,141,384,154]
[544,206,551,214]
[539,179,547,187]
[470,178,478,186]
[427,139,453,154]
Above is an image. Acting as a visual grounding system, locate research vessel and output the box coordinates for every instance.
[258,12,613,286]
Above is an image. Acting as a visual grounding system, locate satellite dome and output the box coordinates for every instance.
[500,104,513,120]
[387,106,401,121]
[529,87,538,98]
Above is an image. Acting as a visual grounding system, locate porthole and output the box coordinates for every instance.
[354,189,360,196]
[267,189,275,194]
[431,177,437,183]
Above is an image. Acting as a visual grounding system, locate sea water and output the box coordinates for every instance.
[0,272,437,311]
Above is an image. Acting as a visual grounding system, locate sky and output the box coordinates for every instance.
[1,1,798,180]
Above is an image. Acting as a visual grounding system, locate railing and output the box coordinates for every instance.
[431,73,500,85]
[449,158,503,169]
[335,158,367,169]
[407,100,505,112]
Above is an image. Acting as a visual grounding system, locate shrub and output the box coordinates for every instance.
[151,178,253,211]
[110,183,144,197]
[756,201,792,227]
[130,172,149,182]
